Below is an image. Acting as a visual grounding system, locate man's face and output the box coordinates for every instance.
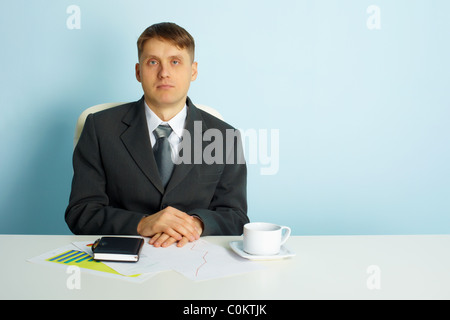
[136,38,197,111]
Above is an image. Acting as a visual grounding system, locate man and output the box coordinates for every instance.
[65,22,248,248]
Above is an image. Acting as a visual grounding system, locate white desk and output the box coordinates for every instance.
[1,234,450,300]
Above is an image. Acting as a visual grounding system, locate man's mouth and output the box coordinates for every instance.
[157,84,174,89]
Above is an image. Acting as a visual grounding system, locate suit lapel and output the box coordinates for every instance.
[165,98,207,194]
[120,98,165,194]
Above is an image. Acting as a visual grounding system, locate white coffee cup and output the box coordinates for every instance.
[243,222,291,255]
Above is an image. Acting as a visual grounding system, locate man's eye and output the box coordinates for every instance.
[172,60,180,65]
[149,60,158,65]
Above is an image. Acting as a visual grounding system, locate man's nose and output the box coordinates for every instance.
[158,62,170,78]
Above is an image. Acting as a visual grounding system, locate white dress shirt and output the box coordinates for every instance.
[144,101,187,163]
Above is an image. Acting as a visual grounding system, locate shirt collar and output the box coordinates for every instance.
[144,101,187,140]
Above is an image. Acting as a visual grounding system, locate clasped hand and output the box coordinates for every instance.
[137,206,203,248]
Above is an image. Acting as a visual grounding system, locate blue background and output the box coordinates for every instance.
[1,0,449,235]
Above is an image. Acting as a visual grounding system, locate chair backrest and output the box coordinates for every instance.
[74,102,224,147]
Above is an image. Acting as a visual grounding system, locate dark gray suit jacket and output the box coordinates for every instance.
[65,97,248,235]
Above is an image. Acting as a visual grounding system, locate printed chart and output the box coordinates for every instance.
[46,249,120,274]
[139,239,265,281]
[28,239,265,283]
[28,244,154,283]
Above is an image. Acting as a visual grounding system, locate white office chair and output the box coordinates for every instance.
[74,102,224,147]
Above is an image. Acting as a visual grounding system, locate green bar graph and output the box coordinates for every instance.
[46,249,140,277]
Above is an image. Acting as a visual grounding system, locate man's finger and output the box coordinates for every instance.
[161,236,178,248]
[176,236,190,248]
[153,233,171,247]
[149,233,161,245]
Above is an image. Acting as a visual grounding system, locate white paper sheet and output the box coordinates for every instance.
[29,238,265,283]
[74,238,265,281]
[146,238,266,281]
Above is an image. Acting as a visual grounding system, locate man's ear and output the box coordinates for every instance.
[135,63,141,83]
[191,62,198,81]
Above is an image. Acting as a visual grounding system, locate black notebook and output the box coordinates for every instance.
[91,237,144,262]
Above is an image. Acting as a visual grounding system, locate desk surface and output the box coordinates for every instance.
[1,234,450,300]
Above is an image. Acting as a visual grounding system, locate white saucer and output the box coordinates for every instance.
[229,241,295,260]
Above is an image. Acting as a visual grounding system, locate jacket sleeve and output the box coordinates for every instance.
[65,114,144,235]
[188,130,249,235]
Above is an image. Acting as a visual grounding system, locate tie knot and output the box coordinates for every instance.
[154,124,172,139]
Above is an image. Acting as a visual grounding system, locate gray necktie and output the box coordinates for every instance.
[153,125,174,187]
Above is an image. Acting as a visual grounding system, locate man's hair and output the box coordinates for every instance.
[137,22,195,62]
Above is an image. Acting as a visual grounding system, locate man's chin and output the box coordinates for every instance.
[146,95,186,109]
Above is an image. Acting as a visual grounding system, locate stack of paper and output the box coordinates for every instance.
[28,239,265,283]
